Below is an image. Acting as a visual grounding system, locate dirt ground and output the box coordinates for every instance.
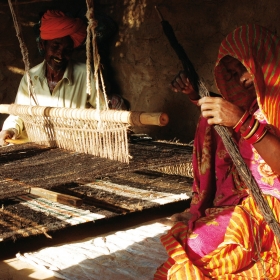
[0,211,180,280]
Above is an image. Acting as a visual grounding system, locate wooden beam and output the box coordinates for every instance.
[30,187,83,207]
[52,186,130,214]
[5,138,29,145]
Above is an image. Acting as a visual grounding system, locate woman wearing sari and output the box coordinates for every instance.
[155,24,280,279]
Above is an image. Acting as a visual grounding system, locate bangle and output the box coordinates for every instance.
[249,99,258,114]
[241,115,256,138]
[254,128,268,143]
[233,111,250,132]
[243,119,259,140]
[246,123,267,145]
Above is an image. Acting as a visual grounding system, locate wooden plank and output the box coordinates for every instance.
[5,138,29,144]
[52,186,131,213]
[30,187,83,207]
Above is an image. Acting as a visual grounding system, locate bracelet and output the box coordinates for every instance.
[246,123,268,145]
[248,99,258,114]
[233,111,250,132]
[241,115,256,138]
[254,127,268,143]
[243,119,259,140]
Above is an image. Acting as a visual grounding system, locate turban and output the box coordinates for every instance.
[40,10,87,48]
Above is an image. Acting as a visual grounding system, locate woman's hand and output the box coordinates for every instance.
[170,71,200,101]
[197,96,245,127]
[170,211,193,225]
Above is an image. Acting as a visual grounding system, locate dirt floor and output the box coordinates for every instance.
[0,201,188,280]
[0,212,181,280]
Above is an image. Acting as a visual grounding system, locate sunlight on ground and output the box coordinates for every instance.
[1,258,57,279]
[14,220,171,279]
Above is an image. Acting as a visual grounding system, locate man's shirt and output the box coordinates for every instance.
[3,60,105,136]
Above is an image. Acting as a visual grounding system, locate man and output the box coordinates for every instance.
[0,10,125,145]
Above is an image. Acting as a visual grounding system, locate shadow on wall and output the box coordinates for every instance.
[100,0,201,143]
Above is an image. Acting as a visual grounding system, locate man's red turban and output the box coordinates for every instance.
[40,10,86,48]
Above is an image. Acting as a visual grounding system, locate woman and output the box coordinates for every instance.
[155,24,280,279]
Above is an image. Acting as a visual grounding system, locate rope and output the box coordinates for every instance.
[85,0,109,111]
[8,0,38,106]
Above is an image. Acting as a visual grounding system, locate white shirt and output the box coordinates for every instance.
[2,60,105,136]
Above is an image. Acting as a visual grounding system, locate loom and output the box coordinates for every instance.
[0,104,168,163]
[4,0,170,164]
[0,141,193,200]
[0,1,193,245]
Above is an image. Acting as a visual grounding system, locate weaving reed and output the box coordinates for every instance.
[0,104,168,163]
[150,162,193,178]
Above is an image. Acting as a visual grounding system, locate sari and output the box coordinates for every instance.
[154,24,280,279]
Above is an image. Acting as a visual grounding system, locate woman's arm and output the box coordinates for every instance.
[242,123,280,175]
[198,96,280,175]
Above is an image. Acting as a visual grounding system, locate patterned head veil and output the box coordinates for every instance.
[215,24,280,131]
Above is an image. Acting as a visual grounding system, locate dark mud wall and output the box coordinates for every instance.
[1,0,280,143]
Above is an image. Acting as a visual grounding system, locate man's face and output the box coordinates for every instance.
[43,36,74,71]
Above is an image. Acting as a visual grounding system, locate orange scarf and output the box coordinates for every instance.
[215,24,280,132]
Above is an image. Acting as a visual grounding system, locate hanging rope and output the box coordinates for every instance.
[8,0,38,106]
[85,0,109,112]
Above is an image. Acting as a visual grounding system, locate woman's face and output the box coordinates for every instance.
[220,55,257,109]
[222,56,255,95]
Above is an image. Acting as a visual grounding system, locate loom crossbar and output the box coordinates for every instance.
[0,104,169,126]
[0,104,169,163]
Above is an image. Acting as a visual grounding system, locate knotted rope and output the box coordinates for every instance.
[85,0,109,111]
[8,0,38,106]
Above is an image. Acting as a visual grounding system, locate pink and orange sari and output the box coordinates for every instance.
[155,24,280,279]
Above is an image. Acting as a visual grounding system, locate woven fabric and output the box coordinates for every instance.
[155,195,280,279]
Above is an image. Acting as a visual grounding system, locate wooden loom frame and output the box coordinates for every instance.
[4,0,169,163]
[0,104,168,163]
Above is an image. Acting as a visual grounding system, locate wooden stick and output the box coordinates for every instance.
[53,186,130,213]
[30,187,83,207]
[0,104,169,126]
[5,138,29,144]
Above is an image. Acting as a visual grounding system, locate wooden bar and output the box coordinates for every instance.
[0,104,169,126]
[30,187,83,207]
